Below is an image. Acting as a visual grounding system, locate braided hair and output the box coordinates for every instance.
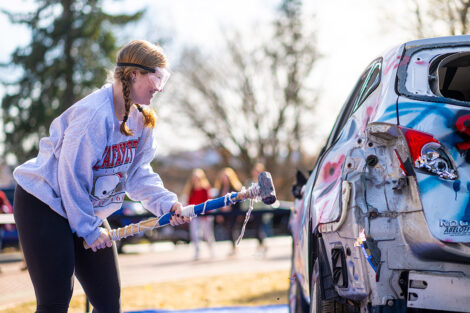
[114,40,165,136]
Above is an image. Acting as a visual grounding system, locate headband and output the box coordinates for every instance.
[117,62,171,92]
[116,62,156,73]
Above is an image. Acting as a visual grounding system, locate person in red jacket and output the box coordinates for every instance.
[182,168,214,260]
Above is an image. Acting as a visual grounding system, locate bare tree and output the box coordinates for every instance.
[403,0,470,38]
[168,0,318,198]
[0,0,143,163]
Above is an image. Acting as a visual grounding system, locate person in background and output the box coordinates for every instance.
[243,162,272,257]
[213,167,242,256]
[182,168,215,260]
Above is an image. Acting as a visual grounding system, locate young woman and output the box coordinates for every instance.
[182,168,215,260]
[12,40,190,313]
[213,167,242,256]
[245,162,271,257]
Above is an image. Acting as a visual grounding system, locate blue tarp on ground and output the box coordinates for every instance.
[127,304,288,313]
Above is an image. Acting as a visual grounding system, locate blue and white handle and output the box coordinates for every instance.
[105,172,276,243]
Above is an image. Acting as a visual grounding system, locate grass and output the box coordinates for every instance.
[1,270,289,313]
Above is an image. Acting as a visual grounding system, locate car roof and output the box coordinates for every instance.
[405,35,470,49]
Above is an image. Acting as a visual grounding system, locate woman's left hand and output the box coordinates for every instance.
[170,202,191,226]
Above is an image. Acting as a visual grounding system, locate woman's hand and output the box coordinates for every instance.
[170,202,191,226]
[89,227,113,252]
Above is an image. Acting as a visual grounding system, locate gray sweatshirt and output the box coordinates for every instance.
[14,84,178,245]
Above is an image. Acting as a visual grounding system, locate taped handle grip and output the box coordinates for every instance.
[82,206,195,249]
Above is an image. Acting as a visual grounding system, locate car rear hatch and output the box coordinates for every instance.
[397,36,470,244]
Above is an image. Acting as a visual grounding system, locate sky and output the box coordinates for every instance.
[0,0,413,160]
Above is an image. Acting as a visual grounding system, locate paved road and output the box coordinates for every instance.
[0,236,292,311]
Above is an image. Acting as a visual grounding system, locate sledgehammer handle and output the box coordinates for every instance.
[83,217,161,249]
[84,171,277,249]
[84,192,241,249]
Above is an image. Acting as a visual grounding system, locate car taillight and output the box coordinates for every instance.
[399,126,458,180]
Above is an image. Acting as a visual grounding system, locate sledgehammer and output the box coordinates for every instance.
[84,171,276,248]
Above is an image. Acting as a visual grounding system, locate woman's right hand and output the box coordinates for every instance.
[89,227,113,252]
[169,202,191,226]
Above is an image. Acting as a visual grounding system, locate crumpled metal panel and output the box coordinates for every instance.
[321,122,470,307]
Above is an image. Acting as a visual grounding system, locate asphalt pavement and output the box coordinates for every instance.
[0,236,292,311]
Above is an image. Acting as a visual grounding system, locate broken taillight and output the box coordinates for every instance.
[399,127,458,180]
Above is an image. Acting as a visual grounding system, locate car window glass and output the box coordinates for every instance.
[352,60,382,112]
[325,58,382,148]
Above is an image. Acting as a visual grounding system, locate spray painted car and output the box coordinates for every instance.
[288,35,470,313]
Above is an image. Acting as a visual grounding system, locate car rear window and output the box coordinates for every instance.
[429,52,470,102]
[399,45,470,105]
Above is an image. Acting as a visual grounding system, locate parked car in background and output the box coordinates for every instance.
[0,187,190,253]
[289,35,470,313]
[111,199,292,253]
[0,187,290,254]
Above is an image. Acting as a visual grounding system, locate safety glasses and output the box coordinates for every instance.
[117,62,171,92]
[147,67,171,92]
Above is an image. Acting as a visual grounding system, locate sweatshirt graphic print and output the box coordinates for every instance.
[91,139,140,208]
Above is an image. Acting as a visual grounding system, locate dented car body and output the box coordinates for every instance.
[289,36,470,313]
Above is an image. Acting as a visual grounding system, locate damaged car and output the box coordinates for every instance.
[289,35,470,313]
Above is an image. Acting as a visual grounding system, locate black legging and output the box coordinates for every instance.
[226,203,241,248]
[251,214,265,245]
[13,185,121,313]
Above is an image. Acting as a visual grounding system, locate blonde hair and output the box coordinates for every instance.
[114,40,167,136]
[182,168,211,198]
[214,167,242,192]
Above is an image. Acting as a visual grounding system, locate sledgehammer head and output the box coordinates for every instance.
[258,171,277,205]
